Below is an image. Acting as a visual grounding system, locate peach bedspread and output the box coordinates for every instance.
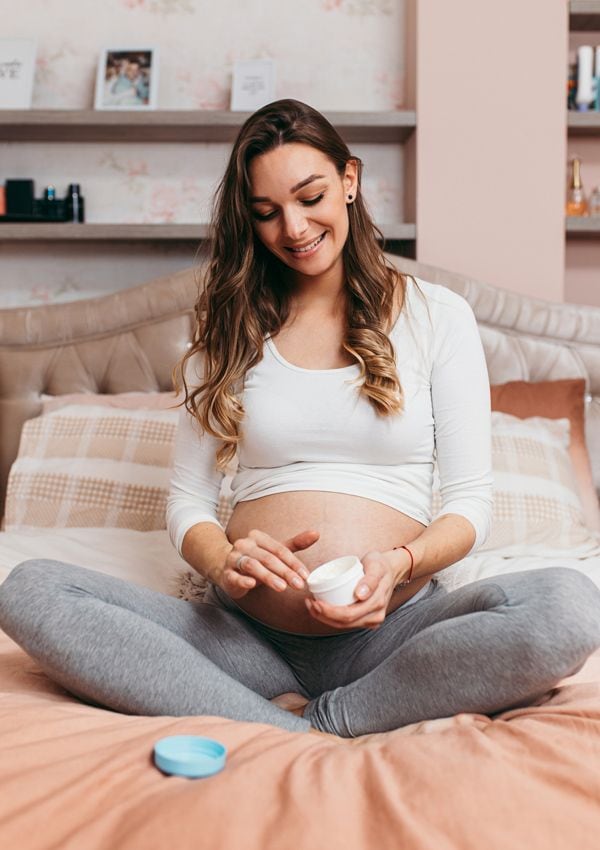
[1,629,599,850]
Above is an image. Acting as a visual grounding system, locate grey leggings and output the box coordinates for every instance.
[1,560,599,737]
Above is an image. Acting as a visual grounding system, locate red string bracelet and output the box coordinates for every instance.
[393,544,414,586]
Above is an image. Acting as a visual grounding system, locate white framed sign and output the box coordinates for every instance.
[230,58,276,112]
[94,47,159,110]
[0,39,36,109]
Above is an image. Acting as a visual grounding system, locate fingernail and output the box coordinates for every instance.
[275,579,286,590]
[292,577,304,589]
[357,585,368,597]
[299,567,310,579]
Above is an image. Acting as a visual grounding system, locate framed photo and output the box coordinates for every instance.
[0,39,37,109]
[94,47,158,110]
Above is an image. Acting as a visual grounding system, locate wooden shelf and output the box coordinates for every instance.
[568,111,600,134]
[0,222,416,242]
[0,223,209,241]
[0,110,417,144]
[570,1,600,31]
[566,216,600,235]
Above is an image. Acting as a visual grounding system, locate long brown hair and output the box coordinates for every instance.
[173,98,408,470]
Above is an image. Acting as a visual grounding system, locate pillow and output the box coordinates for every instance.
[41,390,180,413]
[4,402,233,533]
[4,405,180,532]
[490,379,600,532]
[433,412,600,557]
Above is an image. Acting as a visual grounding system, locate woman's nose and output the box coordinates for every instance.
[283,208,309,241]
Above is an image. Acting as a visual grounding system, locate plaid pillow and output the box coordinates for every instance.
[4,404,235,533]
[433,412,600,555]
[5,406,179,531]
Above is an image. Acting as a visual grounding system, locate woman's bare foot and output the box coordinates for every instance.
[270,691,310,717]
[271,692,344,741]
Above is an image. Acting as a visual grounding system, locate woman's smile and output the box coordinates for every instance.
[285,231,327,258]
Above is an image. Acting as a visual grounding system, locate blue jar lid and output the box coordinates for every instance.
[153,735,227,779]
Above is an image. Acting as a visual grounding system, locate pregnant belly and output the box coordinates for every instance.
[223,491,428,635]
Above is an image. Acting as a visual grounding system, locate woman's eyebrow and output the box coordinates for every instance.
[250,173,326,203]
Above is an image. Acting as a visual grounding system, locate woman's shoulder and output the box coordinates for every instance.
[403,275,476,326]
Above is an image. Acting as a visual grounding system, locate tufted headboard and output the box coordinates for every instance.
[1,256,599,519]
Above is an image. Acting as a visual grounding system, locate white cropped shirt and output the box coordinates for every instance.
[166,277,494,558]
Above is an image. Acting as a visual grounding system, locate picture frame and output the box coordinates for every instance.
[94,47,158,110]
[230,58,276,112]
[0,38,37,109]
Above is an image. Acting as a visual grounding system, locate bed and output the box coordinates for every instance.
[1,256,599,850]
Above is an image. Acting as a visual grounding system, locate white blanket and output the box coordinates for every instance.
[437,550,600,592]
[0,528,188,594]
[1,527,599,597]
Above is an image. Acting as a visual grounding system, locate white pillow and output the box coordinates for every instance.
[433,412,600,557]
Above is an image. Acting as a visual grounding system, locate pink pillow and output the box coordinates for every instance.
[491,379,600,532]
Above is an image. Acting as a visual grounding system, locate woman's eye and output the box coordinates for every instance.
[251,192,325,222]
[252,210,277,222]
[302,192,325,206]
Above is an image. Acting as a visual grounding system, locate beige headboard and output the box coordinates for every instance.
[1,256,599,518]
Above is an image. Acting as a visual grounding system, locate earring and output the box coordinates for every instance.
[347,194,353,201]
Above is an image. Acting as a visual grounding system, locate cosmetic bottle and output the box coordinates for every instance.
[6,179,35,215]
[576,46,595,111]
[589,186,600,216]
[595,47,600,111]
[567,62,577,110]
[566,156,588,216]
[66,183,85,223]
[44,184,64,220]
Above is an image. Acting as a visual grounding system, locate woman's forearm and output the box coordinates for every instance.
[180,522,233,587]
[388,514,476,585]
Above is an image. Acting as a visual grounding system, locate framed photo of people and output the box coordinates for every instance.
[94,47,159,110]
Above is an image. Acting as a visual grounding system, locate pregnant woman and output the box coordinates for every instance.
[1,99,599,740]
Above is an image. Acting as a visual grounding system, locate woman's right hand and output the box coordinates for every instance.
[220,529,319,600]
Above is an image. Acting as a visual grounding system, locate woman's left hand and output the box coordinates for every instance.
[304,550,397,631]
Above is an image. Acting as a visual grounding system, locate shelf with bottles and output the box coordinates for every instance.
[0,110,417,246]
[567,5,600,240]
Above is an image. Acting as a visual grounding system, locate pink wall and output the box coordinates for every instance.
[415,0,567,303]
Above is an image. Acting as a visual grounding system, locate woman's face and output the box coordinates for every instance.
[248,143,358,280]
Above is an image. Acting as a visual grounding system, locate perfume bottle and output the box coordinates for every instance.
[66,183,85,223]
[589,186,600,216]
[566,156,588,216]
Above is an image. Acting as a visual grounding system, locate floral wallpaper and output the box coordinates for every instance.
[1,0,408,307]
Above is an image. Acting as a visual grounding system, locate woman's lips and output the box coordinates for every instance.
[285,231,327,258]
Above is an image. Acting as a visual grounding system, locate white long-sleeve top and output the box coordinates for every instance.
[166,277,494,558]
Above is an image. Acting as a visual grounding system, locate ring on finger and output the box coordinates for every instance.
[235,554,251,573]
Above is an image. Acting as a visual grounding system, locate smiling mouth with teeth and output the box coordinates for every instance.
[286,232,327,253]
